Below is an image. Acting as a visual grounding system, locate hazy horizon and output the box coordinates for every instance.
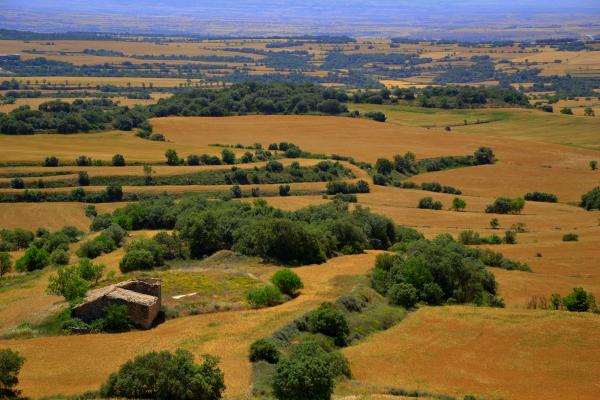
[2,0,600,39]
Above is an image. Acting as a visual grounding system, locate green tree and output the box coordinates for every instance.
[231,185,242,198]
[375,158,393,175]
[15,246,49,272]
[78,171,90,186]
[47,265,90,303]
[0,252,11,278]
[563,287,596,312]
[474,147,495,165]
[490,218,499,229]
[0,348,25,400]
[112,154,126,167]
[584,107,595,117]
[100,349,225,400]
[105,184,123,202]
[270,268,304,296]
[143,165,154,185]
[103,304,130,333]
[165,149,179,166]
[272,342,335,400]
[590,160,598,171]
[307,303,349,346]
[221,148,235,165]
[451,197,466,211]
[388,283,418,308]
[249,339,280,364]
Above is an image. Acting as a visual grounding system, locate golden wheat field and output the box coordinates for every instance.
[1,111,600,399]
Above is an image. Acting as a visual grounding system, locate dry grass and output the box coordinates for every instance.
[0,202,123,231]
[344,305,600,400]
[0,252,378,398]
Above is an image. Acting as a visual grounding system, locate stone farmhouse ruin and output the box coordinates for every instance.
[72,278,161,329]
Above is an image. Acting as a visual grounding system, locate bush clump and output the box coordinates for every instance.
[307,303,349,346]
[418,197,443,210]
[372,235,503,307]
[249,338,280,364]
[100,349,225,400]
[562,233,579,242]
[270,269,304,296]
[485,197,525,214]
[580,187,600,210]
[524,192,558,203]
[272,342,336,400]
[246,286,283,307]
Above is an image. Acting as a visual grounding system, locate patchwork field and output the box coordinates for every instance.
[1,110,600,399]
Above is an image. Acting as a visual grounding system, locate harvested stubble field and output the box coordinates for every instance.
[351,104,600,151]
[1,114,600,399]
[343,306,600,400]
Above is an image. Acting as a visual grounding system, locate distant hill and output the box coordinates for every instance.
[2,0,600,39]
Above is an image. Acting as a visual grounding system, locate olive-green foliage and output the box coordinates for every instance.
[47,265,91,303]
[388,283,418,308]
[119,249,155,273]
[246,286,283,307]
[272,341,335,400]
[270,269,303,296]
[100,349,225,400]
[562,287,596,312]
[103,304,130,333]
[562,233,579,242]
[485,197,525,214]
[418,197,443,210]
[249,339,280,364]
[0,228,34,251]
[0,348,25,400]
[307,303,349,347]
[580,186,600,210]
[15,245,49,272]
[372,235,503,306]
[49,248,70,266]
[0,252,12,278]
[112,197,396,266]
[452,197,466,211]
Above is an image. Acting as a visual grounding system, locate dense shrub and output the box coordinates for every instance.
[364,111,386,122]
[474,147,495,165]
[49,248,70,265]
[524,192,558,203]
[562,233,579,242]
[15,245,49,272]
[563,287,596,312]
[103,304,130,332]
[47,265,90,302]
[111,154,125,166]
[271,269,304,296]
[0,252,11,278]
[307,303,349,346]
[485,197,525,214]
[278,184,291,196]
[388,283,418,308]
[249,339,280,363]
[580,187,600,210]
[100,349,225,400]
[418,197,443,210]
[272,342,335,400]
[326,180,369,195]
[0,348,25,400]
[43,156,59,167]
[246,286,283,307]
[452,197,466,211]
[10,178,24,189]
[372,235,502,306]
[234,219,326,265]
[119,249,155,272]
